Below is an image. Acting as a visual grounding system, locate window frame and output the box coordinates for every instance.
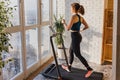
[1,0,55,80]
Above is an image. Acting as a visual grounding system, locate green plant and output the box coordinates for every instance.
[53,15,65,48]
[0,0,15,68]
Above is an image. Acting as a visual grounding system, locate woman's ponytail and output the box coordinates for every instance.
[71,3,85,15]
[78,5,85,15]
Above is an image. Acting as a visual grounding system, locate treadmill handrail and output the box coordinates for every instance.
[49,26,69,80]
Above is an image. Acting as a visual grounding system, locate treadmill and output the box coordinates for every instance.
[41,26,103,80]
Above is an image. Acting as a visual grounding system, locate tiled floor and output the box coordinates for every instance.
[34,59,112,80]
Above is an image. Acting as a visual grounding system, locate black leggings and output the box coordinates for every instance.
[69,32,92,71]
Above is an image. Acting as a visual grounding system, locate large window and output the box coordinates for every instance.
[1,0,55,80]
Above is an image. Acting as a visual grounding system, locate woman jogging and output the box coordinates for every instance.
[62,3,93,78]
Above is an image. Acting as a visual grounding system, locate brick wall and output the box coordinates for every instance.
[56,0,65,17]
[80,0,104,64]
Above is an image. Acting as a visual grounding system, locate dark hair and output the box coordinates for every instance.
[71,3,85,15]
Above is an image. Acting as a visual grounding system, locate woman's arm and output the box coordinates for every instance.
[80,17,89,32]
[62,16,75,30]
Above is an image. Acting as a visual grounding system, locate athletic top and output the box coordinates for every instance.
[71,14,81,31]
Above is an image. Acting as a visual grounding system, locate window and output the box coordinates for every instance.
[2,32,22,80]
[53,0,57,16]
[1,0,54,80]
[9,0,20,26]
[41,26,50,58]
[24,0,38,26]
[26,28,38,68]
[41,0,50,22]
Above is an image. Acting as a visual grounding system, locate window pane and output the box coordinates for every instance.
[26,28,38,68]
[41,0,50,21]
[53,0,57,16]
[41,26,50,57]
[2,32,22,80]
[24,0,38,26]
[9,0,20,26]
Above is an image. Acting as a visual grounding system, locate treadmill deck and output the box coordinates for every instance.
[42,64,103,80]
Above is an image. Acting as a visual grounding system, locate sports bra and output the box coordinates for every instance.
[71,14,81,31]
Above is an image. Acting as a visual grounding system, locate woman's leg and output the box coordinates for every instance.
[72,33,93,77]
[69,44,74,65]
[61,44,73,72]
[73,45,92,71]
[72,33,92,70]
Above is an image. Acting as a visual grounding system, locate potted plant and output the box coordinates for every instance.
[53,15,65,59]
[0,0,14,79]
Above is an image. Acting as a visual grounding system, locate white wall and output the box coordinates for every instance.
[57,0,104,64]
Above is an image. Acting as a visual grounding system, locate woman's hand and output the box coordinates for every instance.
[62,19,66,24]
[80,29,83,32]
[62,16,74,30]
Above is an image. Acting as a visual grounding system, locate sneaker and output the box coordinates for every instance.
[61,65,71,72]
[85,70,93,78]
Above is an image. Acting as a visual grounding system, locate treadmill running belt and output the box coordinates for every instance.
[42,64,103,80]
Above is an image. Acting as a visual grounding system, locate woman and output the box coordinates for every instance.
[62,3,93,78]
